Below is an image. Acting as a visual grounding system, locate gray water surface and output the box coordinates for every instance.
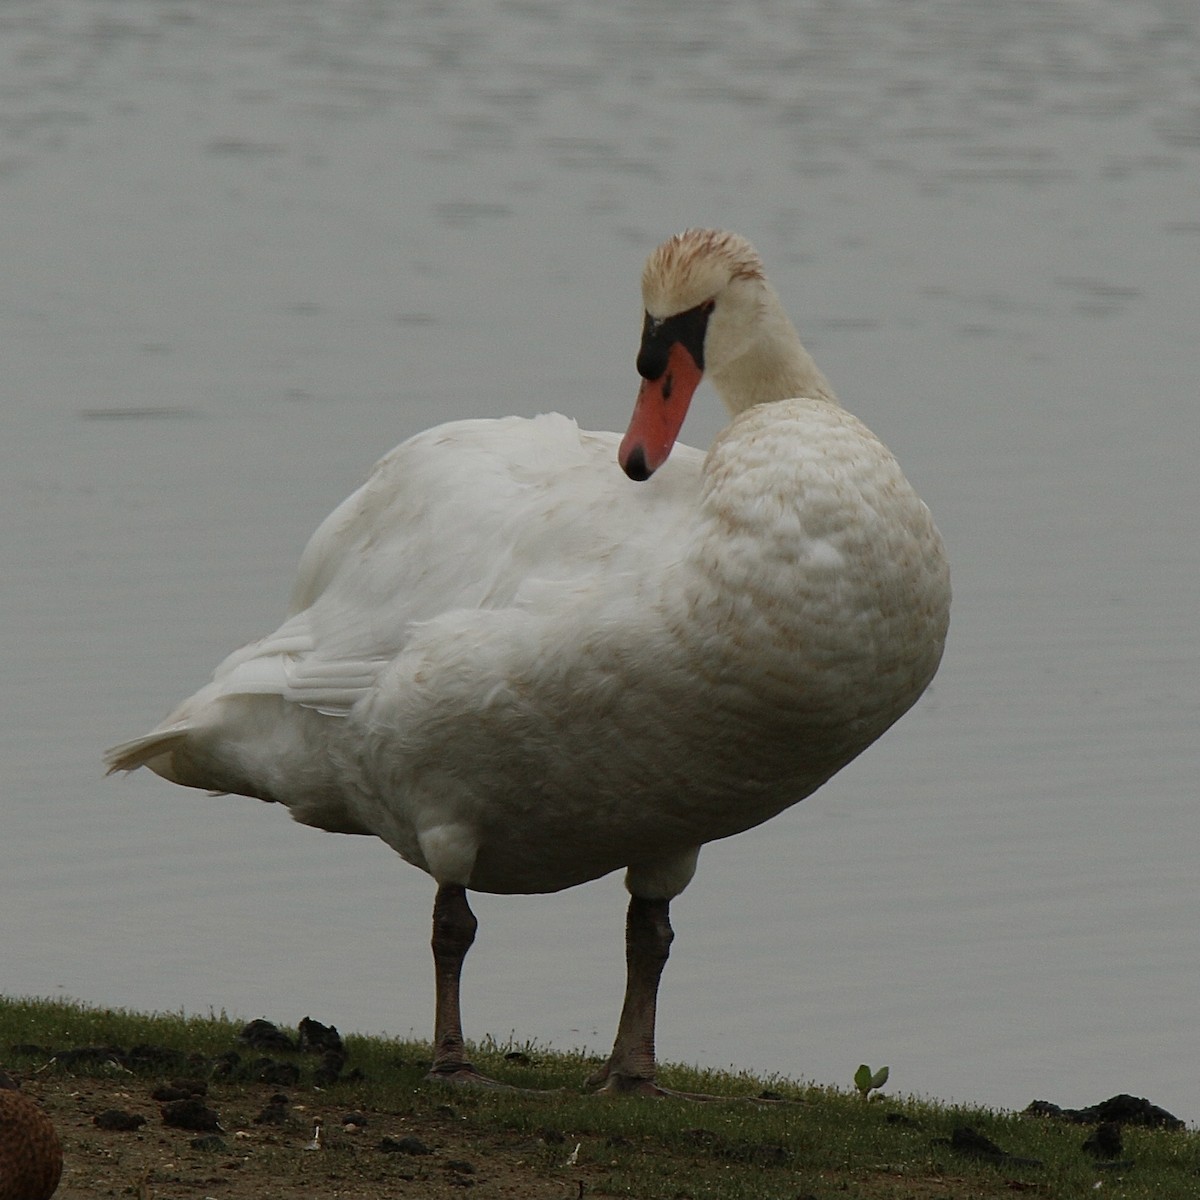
[3,0,1198,1118]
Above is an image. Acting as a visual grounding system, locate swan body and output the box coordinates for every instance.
[107,229,950,1091]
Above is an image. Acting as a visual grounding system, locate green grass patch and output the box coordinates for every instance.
[3,994,1197,1199]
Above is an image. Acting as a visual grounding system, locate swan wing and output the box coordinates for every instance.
[208,413,702,716]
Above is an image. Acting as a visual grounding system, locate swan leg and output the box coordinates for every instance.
[589,893,740,1100]
[588,895,675,1095]
[426,883,491,1084]
[425,883,561,1091]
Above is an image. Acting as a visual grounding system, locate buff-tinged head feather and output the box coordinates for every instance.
[641,229,765,318]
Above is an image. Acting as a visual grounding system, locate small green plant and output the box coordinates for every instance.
[853,1063,889,1100]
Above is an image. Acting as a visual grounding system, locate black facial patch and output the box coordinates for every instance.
[636,300,712,381]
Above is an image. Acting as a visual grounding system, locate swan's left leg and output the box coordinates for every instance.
[587,893,676,1095]
[588,849,709,1097]
[588,887,773,1101]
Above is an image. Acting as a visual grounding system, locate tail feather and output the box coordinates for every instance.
[104,725,192,775]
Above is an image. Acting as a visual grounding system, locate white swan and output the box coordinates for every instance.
[107,229,950,1094]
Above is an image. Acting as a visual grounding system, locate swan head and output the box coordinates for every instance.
[619,229,774,481]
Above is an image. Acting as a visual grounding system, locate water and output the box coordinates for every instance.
[3,0,1197,1119]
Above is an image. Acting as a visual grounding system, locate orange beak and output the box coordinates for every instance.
[618,341,704,481]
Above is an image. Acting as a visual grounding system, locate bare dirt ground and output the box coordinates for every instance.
[31,1072,587,1200]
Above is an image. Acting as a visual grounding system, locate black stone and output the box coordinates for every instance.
[94,1109,146,1131]
[380,1134,432,1155]
[161,1097,223,1132]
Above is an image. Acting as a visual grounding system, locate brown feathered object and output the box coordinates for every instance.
[0,1088,63,1200]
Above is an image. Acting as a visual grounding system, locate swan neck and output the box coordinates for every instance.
[710,292,836,416]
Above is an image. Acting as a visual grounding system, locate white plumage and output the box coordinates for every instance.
[107,229,950,1093]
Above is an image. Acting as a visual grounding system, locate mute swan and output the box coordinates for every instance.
[107,229,950,1094]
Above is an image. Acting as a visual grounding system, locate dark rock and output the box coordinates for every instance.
[380,1135,433,1155]
[1079,1119,1138,1173]
[190,1134,228,1152]
[1083,1122,1124,1159]
[210,1050,241,1079]
[248,1057,300,1086]
[342,1112,369,1129]
[238,1019,297,1053]
[503,1050,532,1066]
[298,1017,343,1055]
[161,1097,223,1132]
[94,1109,146,1131]
[1023,1100,1064,1119]
[253,1097,292,1126]
[1083,1094,1183,1131]
[313,1049,348,1086]
[127,1044,187,1072]
[947,1126,1008,1162]
[151,1077,207,1101]
[942,1125,1042,1168]
[445,1159,475,1173]
[1025,1093,1184,1132]
[9,1044,48,1059]
[52,1045,126,1069]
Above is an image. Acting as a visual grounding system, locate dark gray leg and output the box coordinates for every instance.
[428,883,480,1079]
[588,895,674,1093]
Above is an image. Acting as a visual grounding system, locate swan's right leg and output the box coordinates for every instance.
[426,883,495,1084]
[425,883,567,1092]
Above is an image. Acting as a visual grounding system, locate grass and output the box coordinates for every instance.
[2,995,1197,1199]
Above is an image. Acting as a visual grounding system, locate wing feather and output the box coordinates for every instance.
[202,413,702,715]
